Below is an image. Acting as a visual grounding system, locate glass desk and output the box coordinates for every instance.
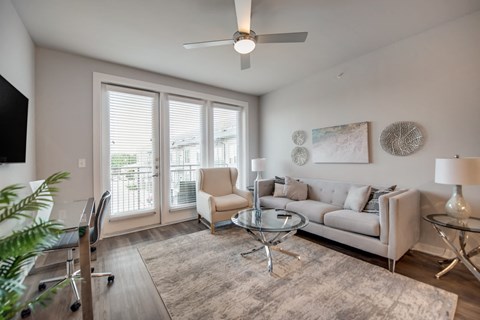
[232,208,309,273]
[49,198,95,320]
[423,214,480,282]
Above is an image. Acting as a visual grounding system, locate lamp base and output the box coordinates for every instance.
[445,185,471,220]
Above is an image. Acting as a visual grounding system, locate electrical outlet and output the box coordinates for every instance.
[78,158,86,168]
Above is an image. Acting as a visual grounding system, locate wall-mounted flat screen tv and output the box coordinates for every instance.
[0,74,29,163]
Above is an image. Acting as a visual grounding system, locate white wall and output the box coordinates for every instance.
[0,0,36,187]
[260,11,480,255]
[0,0,36,236]
[35,48,259,203]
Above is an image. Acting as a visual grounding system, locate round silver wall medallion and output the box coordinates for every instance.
[291,147,308,166]
[380,121,424,156]
[292,130,306,145]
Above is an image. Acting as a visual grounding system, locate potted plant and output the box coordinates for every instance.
[0,172,69,320]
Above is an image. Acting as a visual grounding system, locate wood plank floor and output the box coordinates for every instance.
[21,221,479,320]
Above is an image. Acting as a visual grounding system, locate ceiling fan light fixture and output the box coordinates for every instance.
[233,31,256,54]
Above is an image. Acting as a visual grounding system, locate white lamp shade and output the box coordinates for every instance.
[435,157,480,185]
[251,158,266,172]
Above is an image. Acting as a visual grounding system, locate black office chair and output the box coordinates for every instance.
[25,191,115,316]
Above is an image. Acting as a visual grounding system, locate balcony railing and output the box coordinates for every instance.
[110,165,154,215]
[110,163,234,214]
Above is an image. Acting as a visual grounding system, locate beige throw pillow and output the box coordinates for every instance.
[344,185,371,211]
[273,183,286,197]
[284,176,308,201]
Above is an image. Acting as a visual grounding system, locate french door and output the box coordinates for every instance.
[102,84,161,233]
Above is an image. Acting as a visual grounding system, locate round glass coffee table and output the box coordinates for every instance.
[231,208,309,273]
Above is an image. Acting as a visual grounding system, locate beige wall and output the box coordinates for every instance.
[259,11,480,255]
[35,48,259,203]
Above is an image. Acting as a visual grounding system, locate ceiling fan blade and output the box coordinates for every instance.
[183,39,234,49]
[256,32,308,44]
[234,0,251,33]
[240,54,250,70]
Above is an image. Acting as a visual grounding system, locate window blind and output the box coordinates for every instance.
[213,106,239,169]
[106,85,156,216]
[168,96,204,207]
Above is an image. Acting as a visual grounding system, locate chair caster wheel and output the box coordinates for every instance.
[70,301,81,312]
[38,283,46,291]
[21,307,31,318]
[107,275,115,283]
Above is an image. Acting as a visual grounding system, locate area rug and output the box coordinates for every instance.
[138,228,457,320]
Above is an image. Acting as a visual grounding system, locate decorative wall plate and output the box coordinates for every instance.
[292,130,306,145]
[291,147,308,166]
[380,121,424,156]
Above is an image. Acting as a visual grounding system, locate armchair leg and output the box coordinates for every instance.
[210,222,215,234]
[198,214,201,223]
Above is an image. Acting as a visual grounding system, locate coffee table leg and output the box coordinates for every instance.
[265,245,273,273]
[271,246,301,260]
[241,246,264,257]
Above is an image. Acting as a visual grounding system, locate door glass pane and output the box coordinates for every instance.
[213,107,239,168]
[107,87,156,216]
[169,98,202,208]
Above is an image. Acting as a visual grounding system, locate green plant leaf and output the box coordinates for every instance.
[0,172,69,224]
[0,221,63,260]
[0,171,70,320]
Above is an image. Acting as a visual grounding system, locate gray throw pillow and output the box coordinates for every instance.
[284,176,308,201]
[363,185,396,214]
[344,185,371,211]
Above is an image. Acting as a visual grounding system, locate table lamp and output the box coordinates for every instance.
[435,155,480,220]
[251,158,266,180]
[251,158,266,210]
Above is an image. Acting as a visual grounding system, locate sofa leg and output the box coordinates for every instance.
[388,258,396,273]
[210,222,215,234]
[197,214,201,223]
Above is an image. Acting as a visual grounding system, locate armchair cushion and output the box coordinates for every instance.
[214,194,249,211]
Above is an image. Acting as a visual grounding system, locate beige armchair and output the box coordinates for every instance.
[196,167,252,233]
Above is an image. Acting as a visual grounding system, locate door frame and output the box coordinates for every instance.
[93,72,250,236]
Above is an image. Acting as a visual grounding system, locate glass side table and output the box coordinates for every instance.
[423,214,480,282]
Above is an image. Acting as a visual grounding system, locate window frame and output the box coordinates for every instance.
[93,72,249,227]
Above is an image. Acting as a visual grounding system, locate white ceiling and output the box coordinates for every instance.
[12,0,480,96]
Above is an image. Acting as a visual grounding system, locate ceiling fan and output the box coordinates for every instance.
[183,0,308,70]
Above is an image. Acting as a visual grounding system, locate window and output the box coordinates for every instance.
[168,97,203,207]
[213,106,240,169]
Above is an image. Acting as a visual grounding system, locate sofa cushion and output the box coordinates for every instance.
[260,196,294,209]
[273,183,286,197]
[299,178,353,207]
[324,210,380,237]
[286,200,341,224]
[344,185,371,211]
[284,176,308,200]
[214,194,249,211]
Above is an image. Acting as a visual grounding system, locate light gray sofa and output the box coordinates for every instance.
[256,178,420,272]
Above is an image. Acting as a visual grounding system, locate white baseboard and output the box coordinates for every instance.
[411,242,455,259]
